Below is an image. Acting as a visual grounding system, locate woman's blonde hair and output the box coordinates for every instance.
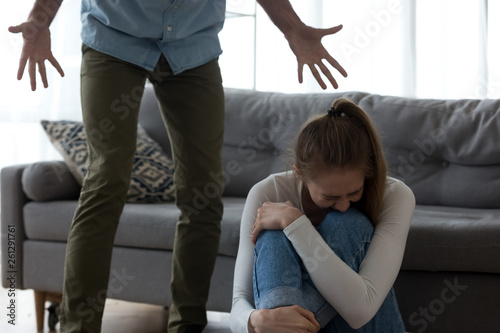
[293,98,387,226]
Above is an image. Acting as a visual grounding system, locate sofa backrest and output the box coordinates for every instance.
[139,86,500,208]
[219,88,368,196]
[358,93,500,209]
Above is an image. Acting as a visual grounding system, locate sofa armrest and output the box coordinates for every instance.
[1,164,30,289]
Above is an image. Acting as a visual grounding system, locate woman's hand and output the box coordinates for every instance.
[251,201,303,245]
[248,306,321,333]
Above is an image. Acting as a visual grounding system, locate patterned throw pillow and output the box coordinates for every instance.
[41,120,175,203]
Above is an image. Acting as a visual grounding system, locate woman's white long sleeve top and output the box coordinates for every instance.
[229,171,415,333]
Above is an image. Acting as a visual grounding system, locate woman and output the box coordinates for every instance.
[230,98,415,332]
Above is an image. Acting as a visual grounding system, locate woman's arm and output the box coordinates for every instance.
[283,178,416,329]
[230,174,319,333]
[230,181,262,333]
[251,201,303,245]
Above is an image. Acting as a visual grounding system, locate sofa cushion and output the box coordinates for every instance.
[22,161,81,201]
[41,120,175,203]
[22,198,500,273]
[402,205,500,273]
[22,197,245,257]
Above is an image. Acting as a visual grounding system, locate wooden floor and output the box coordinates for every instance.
[0,287,231,333]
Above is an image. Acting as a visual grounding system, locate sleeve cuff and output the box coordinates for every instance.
[283,214,311,236]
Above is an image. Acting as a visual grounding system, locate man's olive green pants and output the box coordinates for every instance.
[59,44,225,333]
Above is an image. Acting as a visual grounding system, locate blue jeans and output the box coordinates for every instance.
[253,207,405,332]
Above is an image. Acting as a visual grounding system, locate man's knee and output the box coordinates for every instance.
[175,184,223,223]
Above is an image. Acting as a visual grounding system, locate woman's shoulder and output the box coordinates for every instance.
[384,176,416,209]
[385,176,414,194]
[251,170,295,191]
[248,170,298,202]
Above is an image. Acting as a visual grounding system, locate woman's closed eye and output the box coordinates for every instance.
[322,189,362,201]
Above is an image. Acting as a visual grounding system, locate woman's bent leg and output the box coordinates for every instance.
[253,208,374,327]
[253,230,336,327]
[253,207,405,332]
[316,208,374,270]
[317,208,405,333]
[253,230,307,309]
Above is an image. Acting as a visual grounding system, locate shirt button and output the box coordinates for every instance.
[167,26,173,32]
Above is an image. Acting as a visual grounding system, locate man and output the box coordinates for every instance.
[9,1,347,332]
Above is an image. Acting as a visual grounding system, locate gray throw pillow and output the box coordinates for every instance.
[22,161,81,202]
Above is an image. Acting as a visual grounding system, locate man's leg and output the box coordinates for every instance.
[59,44,147,333]
[149,57,225,333]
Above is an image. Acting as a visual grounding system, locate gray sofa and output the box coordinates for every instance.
[2,87,500,333]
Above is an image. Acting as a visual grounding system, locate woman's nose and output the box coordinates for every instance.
[334,200,350,212]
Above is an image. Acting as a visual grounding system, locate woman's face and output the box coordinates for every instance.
[303,167,365,212]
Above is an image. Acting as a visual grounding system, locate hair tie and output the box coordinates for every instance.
[327,106,344,118]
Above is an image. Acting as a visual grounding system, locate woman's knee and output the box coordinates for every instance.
[319,207,373,239]
[317,207,374,268]
[253,230,303,302]
[255,230,290,253]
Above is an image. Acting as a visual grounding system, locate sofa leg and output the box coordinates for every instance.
[34,291,63,332]
[34,290,47,332]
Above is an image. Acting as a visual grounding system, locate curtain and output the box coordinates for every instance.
[1,0,83,171]
[246,0,499,98]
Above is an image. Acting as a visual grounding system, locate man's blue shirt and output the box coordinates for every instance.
[81,0,226,74]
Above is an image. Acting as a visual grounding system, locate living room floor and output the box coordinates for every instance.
[0,286,231,333]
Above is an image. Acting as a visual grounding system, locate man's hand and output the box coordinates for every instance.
[252,201,303,245]
[248,306,321,333]
[9,21,64,91]
[285,24,347,90]
[256,0,347,90]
